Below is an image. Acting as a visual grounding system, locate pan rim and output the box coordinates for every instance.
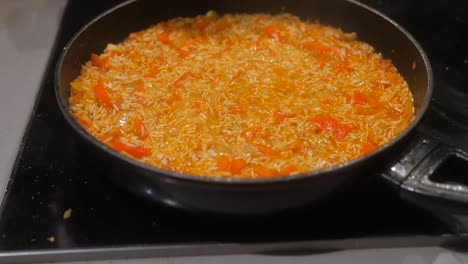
[54,0,434,185]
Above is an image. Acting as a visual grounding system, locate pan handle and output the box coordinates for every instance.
[382,133,468,203]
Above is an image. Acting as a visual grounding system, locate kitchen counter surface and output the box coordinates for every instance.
[0,1,467,263]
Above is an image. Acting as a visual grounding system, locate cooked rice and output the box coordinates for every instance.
[69,12,415,179]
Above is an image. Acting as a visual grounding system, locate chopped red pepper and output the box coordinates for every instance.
[92,81,112,108]
[76,118,89,129]
[265,25,285,43]
[352,91,368,105]
[134,119,147,139]
[91,53,109,69]
[216,155,231,171]
[215,156,248,174]
[228,106,246,114]
[256,144,279,157]
[157,33,170,44]
[361,143,378,155]
[112,141,151,158]
[302,41,337,54]
[308,116,352,139]
[230,159,247,174]
[167,93,181,106]
[274,110,297,123]
[174,71,194,88]
[253,164,277,178]
[144,67,160,78]
[278,165,298,176]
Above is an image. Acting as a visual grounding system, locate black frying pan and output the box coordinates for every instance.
[55,0,432,214]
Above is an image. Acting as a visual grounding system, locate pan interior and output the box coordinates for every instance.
[56,0,431,183]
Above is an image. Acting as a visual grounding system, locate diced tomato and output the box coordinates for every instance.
[308,116,352,139]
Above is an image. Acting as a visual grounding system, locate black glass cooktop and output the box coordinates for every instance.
[0,0,467,262]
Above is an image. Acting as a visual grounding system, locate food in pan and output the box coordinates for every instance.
[68,12,414,179]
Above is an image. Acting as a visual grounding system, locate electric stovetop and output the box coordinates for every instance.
[0,0,467,263]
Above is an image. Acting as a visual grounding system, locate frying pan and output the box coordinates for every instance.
[55,0,432,214]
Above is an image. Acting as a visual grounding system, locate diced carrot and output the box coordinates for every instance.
[265,25,285,43]
[92,81,112,108]
[112,141,151,158]
[361,143,378,155]
[274,110,297,123]
[91,53,109,69]
[352,91,368,105]
[256,144,279,157]
[167,93,181,106]
[253,164,277,178]
[157,33,170,44]
[134,119,147,139]
[230,159,247,174]
[308,116,352,139]
[278,165,298,176]
[216,155,230,171]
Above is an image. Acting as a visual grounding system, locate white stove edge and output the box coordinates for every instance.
[0,1,466,264]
